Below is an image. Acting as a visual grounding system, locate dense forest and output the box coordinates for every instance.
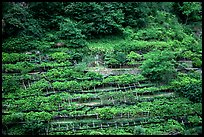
[2,2,202,135]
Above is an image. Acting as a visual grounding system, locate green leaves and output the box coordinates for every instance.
[171,75,202,103]
[50,52,71,62]
[2,52,30,64]
[180,2,202,23]
[140,50,177,84]
[104,51,127,67]
[96,107,115,119]
[57,18,87,48]
[25,112,52,121]
[3,62,36,73]
[52,81,80,91]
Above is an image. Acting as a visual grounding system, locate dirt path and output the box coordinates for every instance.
[76,102,101,106]
[140,92,174,98]
[87,66,141,76]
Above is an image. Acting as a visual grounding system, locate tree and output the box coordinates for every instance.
[140,50,177,84]
[126,51,142,65]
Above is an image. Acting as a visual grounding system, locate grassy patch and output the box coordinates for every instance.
[87,35,126,53]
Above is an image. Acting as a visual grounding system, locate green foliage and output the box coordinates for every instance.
[85,71,103,79]
[45,67,84,81]
[5,126,26,135]
[104,51,127,67]
[114,40,170,54]
[2,2,43,37]
[2,112,25,124]
[30,79,50,91]
[25,112,52,121]
[2,36,36,52]
[50,52,71,62]
[170,74,202,103]
[80,80,101,89]
[104,52,120,67]
[64,2,124,37]
[96,107,115,119]
[29,2,65,30]
[3,62,36,73]
[184,126,202,135]
[57,17,87,48]
[133,126,146,135]
[145,119,184,135]
[126,51,142,65]
[52,81,80,90]
[179,2,202,24]
[188,115,202,126]
[2,52,30,63]
[127,51,142,61]
[192,57,202,68]
[2,75,21,93]
[2,2,202,135]
[140,50,177,84]
[28,39,53,52]
[23,121,45,135]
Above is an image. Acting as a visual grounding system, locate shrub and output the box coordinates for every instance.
[2,52,30,64]
[3,62,36,73]
[52,81,80,91]
[57,18,87,48]
[2,36,36,52]
[127,51,142,65]
[103,74,145,85]
[97,107,114,119]
[140,50,177,84]
[104,51,127,67]
[85,71,103,79]
[192,57,202,68]
[2,75,21,93]
[171,75,202,103]
[50,52,71,62]
[2,2,43,38]
[133,126,146,135]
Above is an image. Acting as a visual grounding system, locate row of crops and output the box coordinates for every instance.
[2,48,202,135]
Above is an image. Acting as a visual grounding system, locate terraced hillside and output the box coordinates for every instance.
[2,46,202,135]
[2,2,202,135]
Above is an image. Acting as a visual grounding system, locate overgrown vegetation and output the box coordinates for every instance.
[2,2,202,135]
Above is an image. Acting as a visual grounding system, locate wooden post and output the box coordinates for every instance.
[23,81,27,90]
[46,88,48,94]
[28,80,31,88]
[39,55,42,63]
[46,122,49,135]
[68,98,71,106]
[72,123,75,132]
[94,86,96,93]
[136,92,138,100]
[58,124,60,129]
[115,122,117,128]
[112,96,115,105]
[124,96,126,103]
[66,124,69,130]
